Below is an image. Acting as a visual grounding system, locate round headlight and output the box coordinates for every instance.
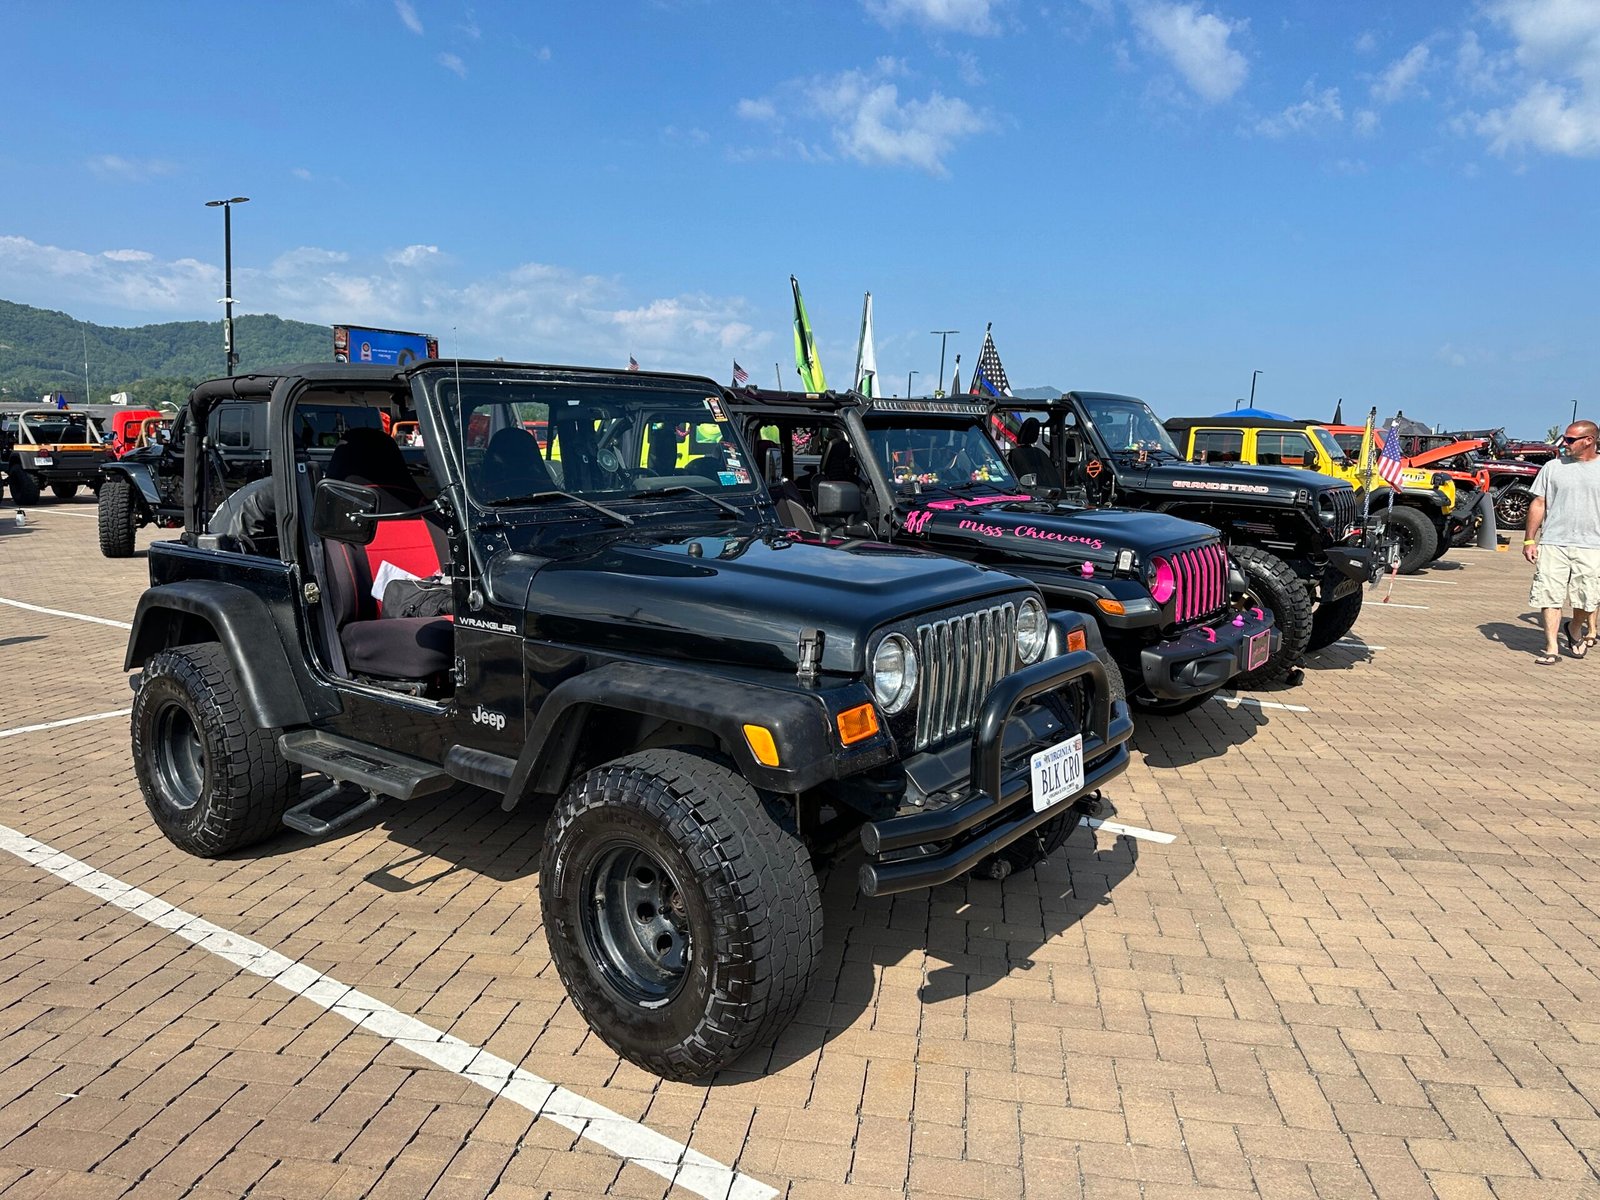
[1147,555,1176,605]
[1015,597,1048,664]
[872,634,918,714]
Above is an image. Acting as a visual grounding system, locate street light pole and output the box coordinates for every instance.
[906,369,919,398]
[1249,369,1262,408]
[931,330,958,395]
[205,196,250,375]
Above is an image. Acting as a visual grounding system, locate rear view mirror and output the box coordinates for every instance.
[312,478,379,545]
[814,480,864,520]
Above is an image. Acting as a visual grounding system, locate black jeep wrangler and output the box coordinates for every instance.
[2,408,110,504]
[124,361,1131,1080]
[728,391,1277,715]
[992,393,1375,685]
[98,399,378,557]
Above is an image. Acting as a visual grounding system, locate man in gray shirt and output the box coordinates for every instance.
[1525,419,1600,662]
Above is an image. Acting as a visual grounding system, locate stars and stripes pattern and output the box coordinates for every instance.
[732,361,749,386]
[1375,424,1404,489]
[627,355,639,371]
[968,325,1011,399]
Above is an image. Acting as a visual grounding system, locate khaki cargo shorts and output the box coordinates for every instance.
[1530,544,1600,610]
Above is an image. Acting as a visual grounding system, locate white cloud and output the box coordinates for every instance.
[863,0,1003,36]
[1255,85,1343,137]
[0,235,768,374]
[736,98,777,122]
[86,155,176,182]
[438,52,467,78]
[1129,2,1250,104]
[1353,108,1380,135]
[803,67,987,175]
[1354,30,1378,55]
[1372,43,1432,104]
[395,0,423,35]
[291,167,314,181]
[1475,0,1600,155]
[954,51,985,86]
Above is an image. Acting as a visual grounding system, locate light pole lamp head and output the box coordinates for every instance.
[205,196,250,207]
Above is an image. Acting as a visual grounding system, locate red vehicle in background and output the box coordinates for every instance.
[1386,430,1542,532]
[104,409,166,457]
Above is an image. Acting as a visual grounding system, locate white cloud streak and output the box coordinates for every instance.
[86,155,177,182]
[1129,2,1250,104]
[1255,86,1343,137]
[395,0,423,35]
[1372,43,1432,103]
[1476,0,1600,155]
[438,52,467,78]
[863,0,1003,36]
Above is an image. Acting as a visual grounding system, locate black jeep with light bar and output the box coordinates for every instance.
[122,360,1131,1081]
[728,390,1277,715]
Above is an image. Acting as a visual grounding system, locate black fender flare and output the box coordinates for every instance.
[101,462,162,512]
[503,661,863,809]
[124,581,310,729]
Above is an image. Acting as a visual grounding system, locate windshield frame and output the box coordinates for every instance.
[1075,395,1183,459]
[861,413,1024,496]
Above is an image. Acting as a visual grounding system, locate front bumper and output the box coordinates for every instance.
[857,649,1133,897]
[1322,545,1376,597]
[1138,606,1277,700]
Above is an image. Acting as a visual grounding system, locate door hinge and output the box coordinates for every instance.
[303,582,321,605]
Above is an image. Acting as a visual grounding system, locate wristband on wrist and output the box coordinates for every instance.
[1523,539,1537,544]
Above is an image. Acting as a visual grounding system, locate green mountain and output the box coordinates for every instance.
[0,298,329,409]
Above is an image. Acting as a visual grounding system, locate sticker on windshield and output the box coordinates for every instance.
[704,396,727,421]
[719,470,746,486]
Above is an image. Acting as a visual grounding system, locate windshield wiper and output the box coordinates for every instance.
[628,484,744,518]
[487,490,633,525]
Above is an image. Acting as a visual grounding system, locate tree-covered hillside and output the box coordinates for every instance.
[0,299,328,408]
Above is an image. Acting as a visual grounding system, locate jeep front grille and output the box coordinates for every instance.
[1170,542,1228,626]
[914,603,1017,750]
[1329,487,1359,535]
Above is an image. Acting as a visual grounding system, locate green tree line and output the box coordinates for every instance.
[0,298,329,407]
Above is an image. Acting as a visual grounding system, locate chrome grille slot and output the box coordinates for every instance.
[914,602,1017,750]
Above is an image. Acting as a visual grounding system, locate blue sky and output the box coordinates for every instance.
[2,1,1597,436]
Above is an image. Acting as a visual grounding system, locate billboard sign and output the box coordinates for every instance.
[332,325,440,366]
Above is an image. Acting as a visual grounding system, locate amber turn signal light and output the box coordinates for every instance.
[1095,598,1126,615]
[1067,628,1087,653]
[836,703,880,745]
[742,724,780,767]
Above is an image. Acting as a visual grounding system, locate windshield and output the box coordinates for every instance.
[19,412,100,444]
[863,419,1018,491]
[424,368,759,513]
[1311,427,1351,467]
[1077,396,1182,457]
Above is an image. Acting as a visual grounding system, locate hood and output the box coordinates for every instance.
[509,530,1026,675]
[896,491,1217,565]
[1124,458,1339,503]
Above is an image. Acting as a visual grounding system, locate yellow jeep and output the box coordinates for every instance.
[1162,416,1456,575]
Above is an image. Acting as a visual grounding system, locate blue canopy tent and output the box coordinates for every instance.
[1215,406,1292,420]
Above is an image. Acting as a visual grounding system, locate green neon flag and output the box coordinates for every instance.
[791,275,827,393]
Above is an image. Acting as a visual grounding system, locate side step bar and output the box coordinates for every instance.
[278,730,452,800]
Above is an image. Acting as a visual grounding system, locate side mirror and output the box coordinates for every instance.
[312,478,379,545]
[814,480,864,520]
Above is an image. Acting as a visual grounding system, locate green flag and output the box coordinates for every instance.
[791,275,827,393]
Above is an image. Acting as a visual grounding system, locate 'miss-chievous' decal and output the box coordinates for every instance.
[903,506,1107,551]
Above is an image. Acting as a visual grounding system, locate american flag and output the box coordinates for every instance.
[1375,425,1404,489]
[732,360,749,386]
[968,325,1012,399]
[627,355,639,372]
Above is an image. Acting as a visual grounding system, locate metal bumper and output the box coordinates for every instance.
[1138,606,1277,700]
[857,650,1133,897]
[1322,545,1376,596]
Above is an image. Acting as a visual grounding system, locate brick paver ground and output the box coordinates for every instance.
[0,498,1596,1199]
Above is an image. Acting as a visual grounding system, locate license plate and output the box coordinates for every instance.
[32,456,52,467]
[1030,734,1085,814]
[1247,629,1271,670]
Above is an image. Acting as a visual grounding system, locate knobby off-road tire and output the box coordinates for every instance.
[540,749,823,1081]
[1381,505,1438,575]
[49,483,78,500]
[98,476,137,558]
[131,643,301,857]
[1306,588,1364,652]
[1231,545,1312,687]
[8,468,40,506]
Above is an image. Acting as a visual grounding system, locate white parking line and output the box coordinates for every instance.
[3,507,99,518]
[0,709,131,740]
[1375,602,1430,610]
[1334,639,1386,651]
[1082,817,1177,844]
[0,597,132,629]
[1209,693,1312,713]
[1402,577,1458,585]
[0,824,777,1200]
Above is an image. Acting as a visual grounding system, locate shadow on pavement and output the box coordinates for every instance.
[1480,620,1548,655]
[1304,638,1377,671]
[0,635,48,648]
[1131,699,1265,767]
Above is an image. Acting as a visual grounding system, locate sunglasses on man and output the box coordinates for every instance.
[1561,433,1593,444]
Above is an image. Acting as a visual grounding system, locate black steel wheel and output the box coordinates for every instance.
[131,643,301,856]
[1306,589,1364,652]
[49,483,78,500]
[541,749,821,1081]
[1231,545,1312,687]
[98,476,136,557]
[1379,505,1438,574]
[8,468,39,506]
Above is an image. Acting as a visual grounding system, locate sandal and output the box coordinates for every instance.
[1535,652,1562,665]
[1564,621,1590,660]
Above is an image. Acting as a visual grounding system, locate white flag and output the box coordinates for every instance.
[853,291,878,398]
